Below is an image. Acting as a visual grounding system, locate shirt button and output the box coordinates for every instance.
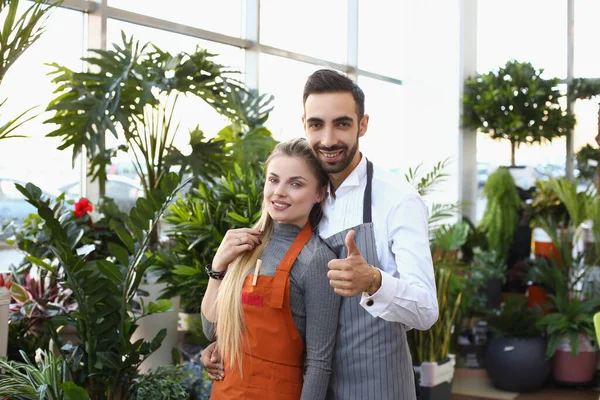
[366,299,374,306]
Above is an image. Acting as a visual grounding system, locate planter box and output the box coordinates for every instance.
[131,283,180,373]
[414,355,455,400]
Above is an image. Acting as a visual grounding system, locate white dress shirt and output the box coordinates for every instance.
[318,155,438,331]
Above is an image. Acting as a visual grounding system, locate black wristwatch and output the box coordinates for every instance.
[205,264,227,280]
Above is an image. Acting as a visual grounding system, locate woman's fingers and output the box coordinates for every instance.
[234,232,262,247]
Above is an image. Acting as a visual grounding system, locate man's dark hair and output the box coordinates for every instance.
[303,69,365,120]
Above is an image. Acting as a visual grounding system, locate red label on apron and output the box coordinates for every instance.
[241,292,263,307]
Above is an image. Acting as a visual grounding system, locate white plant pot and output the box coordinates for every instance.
[413,354,455,400]
[131,282,180,373]
[0,271,11,358]
[415,354,456,388]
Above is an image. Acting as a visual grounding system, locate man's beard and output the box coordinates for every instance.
[314,132,359,174]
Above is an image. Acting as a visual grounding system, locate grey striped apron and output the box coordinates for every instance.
[323,160,416,400]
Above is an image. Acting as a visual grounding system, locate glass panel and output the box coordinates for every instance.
[574,0,600,77]
[477,0,567,79]
[475,87,569,222]
[258,54,328,142]
[260,0,347,64]
[107,0,243,38]
[358,0,405,78]
[0,7,84,230]
[356,76,406,171]
[105,20,246,208]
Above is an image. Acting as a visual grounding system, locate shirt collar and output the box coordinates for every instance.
[326,153,367,198]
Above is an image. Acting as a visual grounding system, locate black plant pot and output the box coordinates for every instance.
[485,336,550,392]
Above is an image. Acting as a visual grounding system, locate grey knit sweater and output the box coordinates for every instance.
[202,222,341,400]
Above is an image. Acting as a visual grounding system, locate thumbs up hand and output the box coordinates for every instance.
[327,230,381,297]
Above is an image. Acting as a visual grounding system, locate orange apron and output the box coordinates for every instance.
[210,222,312,400]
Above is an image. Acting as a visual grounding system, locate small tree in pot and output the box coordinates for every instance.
[462,59,575,167]
[484,297,550,392]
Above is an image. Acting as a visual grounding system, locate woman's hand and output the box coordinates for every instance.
[212,228,262,271]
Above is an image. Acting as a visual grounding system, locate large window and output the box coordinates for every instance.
[358,0,404,78]
[574,0,600,78]
[356,77,406,170]
[105,20,246,192]
[477,0,567,80]
[258,54,324,142]
[108,0,243,38]
[475,0,569,221]
[0,7,85,209]
[260,0,348,63]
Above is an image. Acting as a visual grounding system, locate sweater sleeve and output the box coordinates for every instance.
[300,244,341,400]
[201,312,217,342]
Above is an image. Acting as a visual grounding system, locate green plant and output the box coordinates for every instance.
[0,0,59,142]
[408,259,463,363]
[129,365,193,400]
[154,163,265,314]
[486,297,542,338]
[404,158,464,239]
[479,167,521,257]
[575,144,600,183]
[0,348,88,399]
[537,286,600,359]
[45,33,272,197]
[526,179,570,229]
[6,313,50,363]
[9,172,187,399]
[472,247,507,282]
[406,160,469,364]
[462,60,575,166]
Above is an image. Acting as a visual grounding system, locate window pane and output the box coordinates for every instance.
[260,0,347,64]
[107,0,242,38]
[0,7,84,227]
[356,77,406,171]
[574,0,600,77]
[258,54,326,142]
[358,0,404,78]
[477,0,567,79]
[573,99,599,151]
[106,20,246,198]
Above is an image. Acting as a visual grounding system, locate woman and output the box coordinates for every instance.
[201,138,340,400]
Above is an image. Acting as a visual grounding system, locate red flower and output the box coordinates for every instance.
[74,198,93,218]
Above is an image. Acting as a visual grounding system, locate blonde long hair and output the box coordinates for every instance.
[215,138,328,372]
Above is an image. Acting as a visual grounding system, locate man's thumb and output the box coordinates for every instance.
[345,230,360,257]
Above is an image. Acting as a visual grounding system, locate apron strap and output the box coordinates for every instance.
[363,159,374,224]
[271,222,313,309]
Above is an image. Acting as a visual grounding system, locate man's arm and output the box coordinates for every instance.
[359,194,438,330]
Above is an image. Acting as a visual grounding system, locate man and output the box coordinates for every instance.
[202,69,438,399]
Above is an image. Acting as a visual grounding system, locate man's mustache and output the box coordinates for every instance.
[315,145,347,152]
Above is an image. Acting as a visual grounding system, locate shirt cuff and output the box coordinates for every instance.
[359,269,398,318]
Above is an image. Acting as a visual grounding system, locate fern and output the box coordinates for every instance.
[479,167,520,258]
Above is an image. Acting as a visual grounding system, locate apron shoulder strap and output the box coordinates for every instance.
[363,159,374,224]
[271,222,312,308]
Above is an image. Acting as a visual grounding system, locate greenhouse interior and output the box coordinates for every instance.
[0,1,600,399]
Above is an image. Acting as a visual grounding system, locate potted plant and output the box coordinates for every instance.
[536,263,600,385]
[0,172,188,399]
[462,59,575,167]
[410,222,467,400]
[484,296,550,392]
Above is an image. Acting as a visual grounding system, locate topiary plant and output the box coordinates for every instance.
[462,59,575,166]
